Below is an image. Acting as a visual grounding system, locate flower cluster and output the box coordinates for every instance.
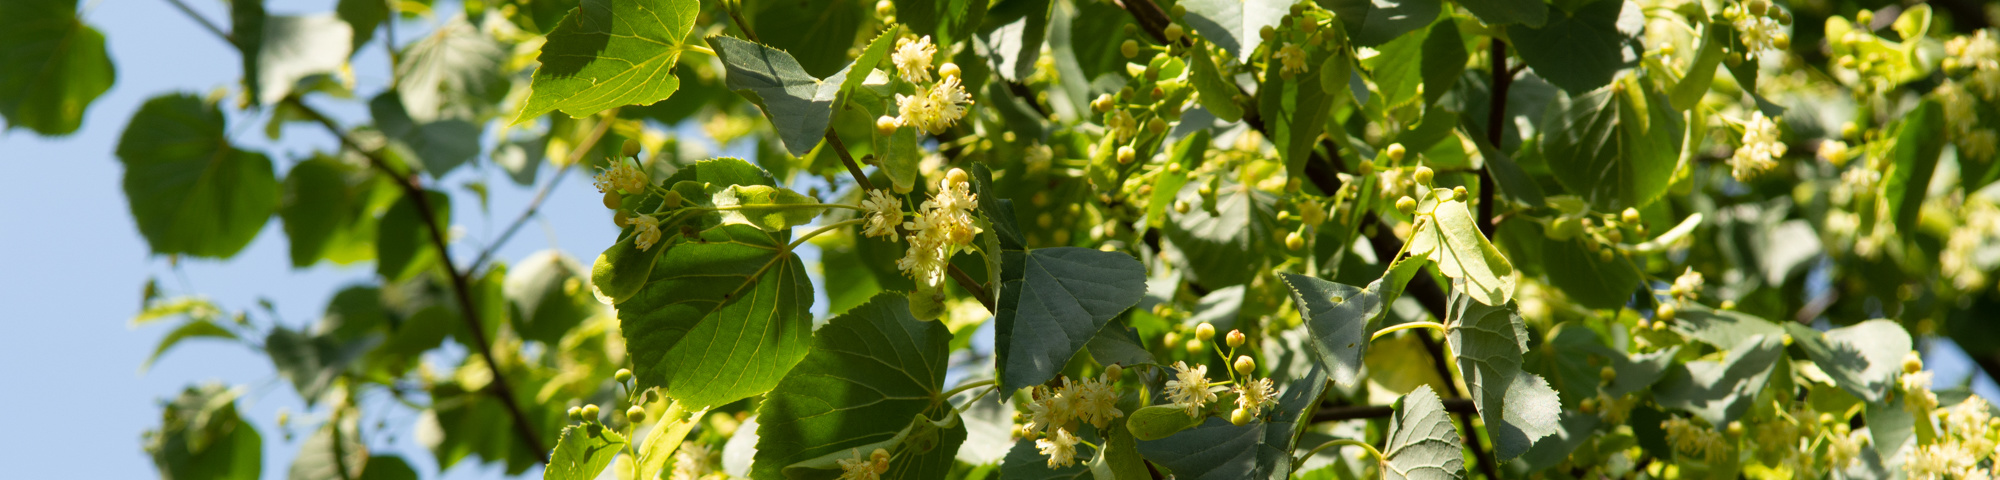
[1729,112,1786,181]
[1730,8,1786,55]
[1946,29,2000,101]
[1275,44,1308,76]
[835,448,892,480]
[1164,361,1225,417]
[1022,373,1122,468]
[1661,417,1728,463]
[1908,395,1998,480]
[593,158,649,195]
[670,444,724,480]
[627,214,662,251]
[1942,200,2000,291]
[1669,267,1704,303]
[897,169,980,288]
[892,36,936,84]
[860,189,903,239]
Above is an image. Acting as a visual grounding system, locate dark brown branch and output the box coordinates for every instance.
[1481,39,1508,239]
[1312,398,1477,423]
[1110,0,1181,46]
[825,132,875,191]
[468,114,618,272]
[286,97,551,462]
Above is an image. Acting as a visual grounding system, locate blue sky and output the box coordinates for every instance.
[1,0,1995,479]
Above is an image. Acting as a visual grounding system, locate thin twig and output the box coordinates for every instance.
[724,0,761,43]
[1481,39,1508,239]
[285,97,551,462]
[468,112,618,272]
[161,0,232,44]
[948,266,996,311]
[825,132,874,191]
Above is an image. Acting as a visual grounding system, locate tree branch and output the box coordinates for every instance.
[1312,398,1477,423]
[161,0,232,45]
[1110,0,1181,46]
[286,97,551,463]
[1481,39,1509,239]
[825,132,875,191]
[468,113,618,272]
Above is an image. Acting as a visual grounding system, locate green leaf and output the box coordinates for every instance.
[1090,425,1149,480]
[370,92,483,177]
[1419,19,1467,108]
[752,0,868,78]
[970,163,1026,250]
[1863,395,1916,465]
[1457,0,1547,28]
[983,0,1055,82]
[395,17,508,123]
[1364,24,1427,109]
[289,416,368,480]
[1536,75,1682,212]
[1148,132,1210,229]
[1666,304,1782,349]
[1508,0,1641,95]
[266,326,374,405]
[996,247,1149,393]
[754,294,966,479]
[1407,197,1516,306]
[1164,181,1280,288]
[336,0,387,54]
[1539,235,1639,310]
[1651,334,1785,427]
[714,184,827,232]
[144,385,262,480]
[1668,22,1726,111]
[253,15,355,105]
[144,319,240,372]
[545,424,629,480]
[517,0,698,121]
[1260,44,1332,177]
[1086,322,1157,368]
[620,220,813,409]
[632,402,701,480]
[280,158,361,267]
[116,94,279,259]
[1136,368,1328,479]
[883,125,923,193]
[1881,99,1944,234]
[1469,135,1545,208]
[895,0,988,46]
[1128,405,1205,441]
[505,250,597,345]
[1784,320,1912,403]
[712,35,842,156]
[1442,292,1560,460]
[1179,0,1288,62]
[1326,0,1441,47]
[1512,411,1600,473]
[0,0,114,135]
[376,190,450,282]
[1280,274,1383,388]
[1383,385,1467,480]
[1542,324,1679,399]
[1188,45,1244,122]
[839,27,901,103]
[356,456,418,480]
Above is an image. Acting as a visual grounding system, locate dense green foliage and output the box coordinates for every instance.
[19,0,2000,477]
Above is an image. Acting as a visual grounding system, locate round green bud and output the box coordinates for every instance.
[603,191,622,210]
[1386,143,1407,162]
[1163,331,1182,349]
[1286,231,1305,251]
[1121,39,1140,59]
[1148,117,1168,135]
[1174,200,1191,214]
[1651,319,1668,331]
[1105,364,1123,382]
[622,139,642,158]
[1773,34,1790,50]
[582,404,600,421]
[614,368,633,383]
[1171,4,1186,17]
[1184,338,1204,354]
[1358,162,1375,176]
[939,62,961,79]
[1276,210,1292,223]
[1116,145,1137,164]
[1746,0,1767,17]
[1600,366,1617,384]
[1621,208,1641,225]
[1598,248,1615,263]
[876,115,900,136]
[1855,10,1873,27]
[1452,185,1467,200]
[612,210,632,228]
[1396,196,1417,215]
[1656,303,1677,323]
[568,406,584,422]
[1124,24,1138,37]
[627,406,647,423]
[1165,24,1185,43]
[1230,408,1255,425]
[1579,397,1598,413]
[1234,356,1257,376]
[1259,26,1276,42]
[1819,413,1836,425]
[1605,229,1623,244]
[1727,421,1745,436]
[1720,300,1737,310]
[1413,166,1434,185]
[1195,322,1216,341]
[1226,329,1246,348]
